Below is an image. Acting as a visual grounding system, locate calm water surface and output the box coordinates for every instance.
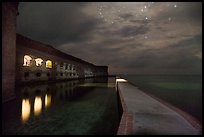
[122,75,202,123]
[2,77,119,135]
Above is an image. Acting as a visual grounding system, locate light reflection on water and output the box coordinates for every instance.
[34,96,42,116]
[21,94,52,122]
[3,77,119,135]
[20,80,81,122]
[45,94,51,108]
[21,99,31,122]
[19,78,113,122]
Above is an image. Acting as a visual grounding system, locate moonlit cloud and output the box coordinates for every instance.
[17,2,202,75]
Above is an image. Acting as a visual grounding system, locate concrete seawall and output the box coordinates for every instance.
[116,78,202,135]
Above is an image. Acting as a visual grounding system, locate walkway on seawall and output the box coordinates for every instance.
[116,79,202,135]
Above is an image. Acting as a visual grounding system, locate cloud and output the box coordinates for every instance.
[117,25,150,37]
[17,2,101,46]
[119,13,134,20]
[16,2,202,75]
[142,2,202,22]
[121,34,202,70]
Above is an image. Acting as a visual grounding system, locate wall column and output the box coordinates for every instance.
[2,2,19,102]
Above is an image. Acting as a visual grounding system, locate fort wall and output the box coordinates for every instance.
[16,34,108,83]
[2,2,19,102]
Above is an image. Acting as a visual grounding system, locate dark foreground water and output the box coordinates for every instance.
[122,75,202,123]
[2,77,119,135]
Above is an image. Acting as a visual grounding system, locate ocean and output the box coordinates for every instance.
[121,75,202,123]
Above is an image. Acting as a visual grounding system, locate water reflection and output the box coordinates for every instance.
[19,78,110,122]
[21,99,31,122]
[34,96,42,116]
[45,94,51,108]
[3,77,119,135]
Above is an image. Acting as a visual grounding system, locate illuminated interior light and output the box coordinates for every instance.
[46,60,52,68]
[116,78,128,82]
[35,58,43,66]
[23,55,32,66]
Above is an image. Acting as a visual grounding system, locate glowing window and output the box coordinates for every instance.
[23,55,32,66]
[46,60,52,68]
[35,58,43,66]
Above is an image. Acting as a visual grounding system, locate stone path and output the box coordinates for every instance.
[117,81,202,135]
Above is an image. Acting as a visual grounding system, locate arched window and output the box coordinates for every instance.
[46,60,52,68]
[65,64,68,70]
[59,62,63,69]
[23,55,32,66]
[70,64,73,70]
[35,58,43,66]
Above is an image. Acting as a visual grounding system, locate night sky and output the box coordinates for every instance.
[17,2,202,75]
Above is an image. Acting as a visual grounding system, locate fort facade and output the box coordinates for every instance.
[16,34,108,83]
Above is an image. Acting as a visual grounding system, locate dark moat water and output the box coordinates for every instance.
[2,77,119,135]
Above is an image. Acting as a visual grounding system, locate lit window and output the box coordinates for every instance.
[23,55,32,66]
[35,58,43,66]
[46,60,52,68]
